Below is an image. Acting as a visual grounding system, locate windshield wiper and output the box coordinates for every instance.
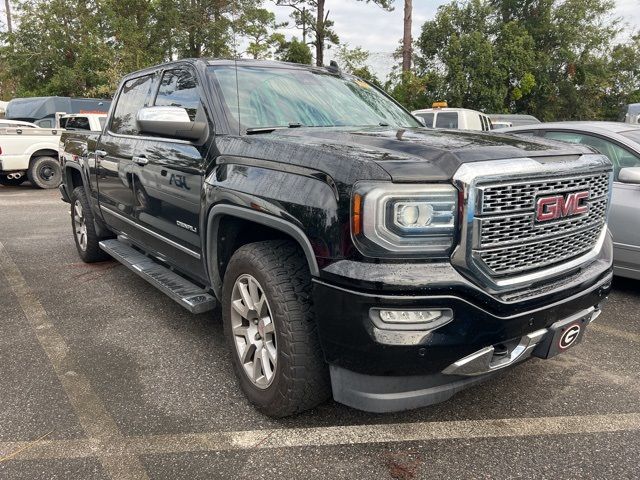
[246,123,305,135]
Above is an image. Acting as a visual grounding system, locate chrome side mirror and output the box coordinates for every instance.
[136,106,206,141]
[618,167,640,184]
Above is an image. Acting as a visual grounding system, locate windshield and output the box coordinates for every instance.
[621,130,640,144]
[208,66,421,131]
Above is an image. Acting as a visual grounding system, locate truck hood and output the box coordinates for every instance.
[269,127,593,182]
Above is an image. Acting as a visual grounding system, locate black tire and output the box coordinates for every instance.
[0,175,26,186]
[28,156,62,189]
[70,186,109,263]
[222,240,330,417]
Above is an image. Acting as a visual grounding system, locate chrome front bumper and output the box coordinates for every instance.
[442,306,600,376]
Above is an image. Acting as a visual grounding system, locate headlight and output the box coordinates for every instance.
[351,182,458,258]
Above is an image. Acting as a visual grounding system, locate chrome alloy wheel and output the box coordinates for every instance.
[230,274,277,389]
[73,200,88,251]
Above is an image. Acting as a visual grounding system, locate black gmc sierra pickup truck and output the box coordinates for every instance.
[59,59,614,416]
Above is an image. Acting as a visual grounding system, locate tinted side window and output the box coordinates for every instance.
[436,112,458,129]
[155,69,200,121]
[111,75,153,135]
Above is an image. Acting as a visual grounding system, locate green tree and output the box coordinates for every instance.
[238,7,286,59]
[335,44,381,86]
[413,0,637,120]
[0,0,114,97]
[277,36,312,64]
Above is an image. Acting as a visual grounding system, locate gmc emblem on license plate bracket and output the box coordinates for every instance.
[535,191,590,222]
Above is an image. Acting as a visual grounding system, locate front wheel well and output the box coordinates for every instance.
[209,209,320,298]
[65,167,83,191]
[215,215,293,281]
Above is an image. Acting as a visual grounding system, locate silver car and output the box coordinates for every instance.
[501,122,640,280]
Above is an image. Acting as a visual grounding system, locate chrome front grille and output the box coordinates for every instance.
[479,197,607,248]
[474,171,610,277]
[480,173,610,215]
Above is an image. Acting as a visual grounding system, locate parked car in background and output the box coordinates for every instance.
[0,119,38,129]
[502,122,640,280]
[59,59,613,416]
[412,105,493,131]
[489,113,540,127]
[0,126,62,188]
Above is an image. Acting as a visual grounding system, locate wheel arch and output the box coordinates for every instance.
[206,204,320,299]
[64,163,84,192]
[29,148,59,164]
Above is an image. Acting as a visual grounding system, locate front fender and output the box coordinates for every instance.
[203,159,344,296]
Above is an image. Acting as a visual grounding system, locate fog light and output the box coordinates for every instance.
[372,308,453,331]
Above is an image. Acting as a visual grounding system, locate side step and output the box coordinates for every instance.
[99,239,216,314]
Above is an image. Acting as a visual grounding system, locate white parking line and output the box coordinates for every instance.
[0,242,149,479]
[1,413,639,462]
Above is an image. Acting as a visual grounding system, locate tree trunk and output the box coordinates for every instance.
[4,0,12,34]
[315,0,324,67]
[402,0,412,72]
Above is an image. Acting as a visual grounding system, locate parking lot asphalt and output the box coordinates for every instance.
[0,184,639,479]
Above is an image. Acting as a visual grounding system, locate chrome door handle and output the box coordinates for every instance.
[133,156,148,166]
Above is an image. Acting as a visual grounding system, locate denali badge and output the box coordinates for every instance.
[176,220,198,233]
[559,324,581,349]
[535,191,589,222]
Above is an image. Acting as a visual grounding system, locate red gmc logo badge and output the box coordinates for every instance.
[536,191,590,222]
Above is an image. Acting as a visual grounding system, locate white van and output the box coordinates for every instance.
[412,107,493,132]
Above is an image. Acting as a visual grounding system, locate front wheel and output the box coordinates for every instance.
[222,240,330,417]
[70,186,109,263]
[28,156,62,189]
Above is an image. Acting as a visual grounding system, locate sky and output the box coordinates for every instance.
[267,0,640,79]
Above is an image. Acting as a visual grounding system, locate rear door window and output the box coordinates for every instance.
[110,75,154,135]
[155,69,200,121]
[435,112,458,129]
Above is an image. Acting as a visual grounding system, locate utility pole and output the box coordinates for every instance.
[301,6,306,44]
[4,0,12,34]
[402,0,412,72]
[315,0,325,67]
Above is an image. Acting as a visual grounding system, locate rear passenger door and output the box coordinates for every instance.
[130,67,211,280]
[97,73,154,237]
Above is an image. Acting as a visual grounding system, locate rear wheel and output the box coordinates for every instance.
[70,186,109,263]
[0,175,26,186]
[28,156,62,189]
[222,240,330,417]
